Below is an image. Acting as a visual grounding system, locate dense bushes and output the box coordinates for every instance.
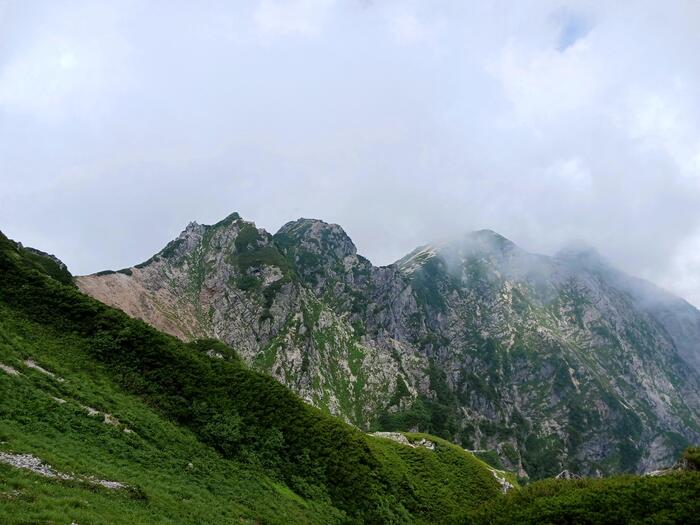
[468,471,700,524]
[683,447,700,470]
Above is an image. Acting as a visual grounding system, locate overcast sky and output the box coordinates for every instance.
[2,1,700,306]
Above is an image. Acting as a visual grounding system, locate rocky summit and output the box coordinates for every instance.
[77,213,700,479]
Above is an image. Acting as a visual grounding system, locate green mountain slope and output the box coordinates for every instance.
[0,231,502,524]
[469,459,700,525]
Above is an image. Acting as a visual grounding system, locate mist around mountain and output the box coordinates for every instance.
[77,212,700,480]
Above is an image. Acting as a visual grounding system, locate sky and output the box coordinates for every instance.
[1,1,700,306]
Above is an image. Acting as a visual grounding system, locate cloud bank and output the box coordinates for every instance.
[1,0,700,306]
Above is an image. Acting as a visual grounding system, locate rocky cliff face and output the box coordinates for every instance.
[77,214,700,478]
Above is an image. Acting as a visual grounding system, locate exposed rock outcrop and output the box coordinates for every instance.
[77,213,700,478]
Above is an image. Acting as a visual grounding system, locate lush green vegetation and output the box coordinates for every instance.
[368,433,508,524]
[682,447,700,469]
[0,231,501,524]
[226,221,296,320]
[0,315,338,524]
[15,246,73,285]
[231,223,293,279]
[468,472,700,524]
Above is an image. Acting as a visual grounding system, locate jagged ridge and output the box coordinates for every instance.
[77,213,700,478]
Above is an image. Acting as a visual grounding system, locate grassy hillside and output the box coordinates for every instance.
[0,231,501,524]
[368,432,515,524]
[467,470,700,524]
[467,447,700,524]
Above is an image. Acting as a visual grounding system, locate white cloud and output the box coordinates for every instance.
[254,0,334,39]
[388,12,430,44]
[622,90,700,182]
[658,231,700,307]
[0,39,74,114]
[546,157,592,193]
[2,1,700,308]
[59,51,78,70]
[489,36,600,123]
[0,3,131,119]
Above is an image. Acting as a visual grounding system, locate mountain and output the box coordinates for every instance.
[0,229,506,524]
[77,213,700,478]
[3,228,700,524]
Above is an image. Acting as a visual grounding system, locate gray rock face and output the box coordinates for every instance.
[77,214,700,478]
[0,452,128,489]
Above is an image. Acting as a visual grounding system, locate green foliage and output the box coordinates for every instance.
[134,257,156,269]
[474,450,505,470]
[501,442,520,465]
[233,222,262,252]
[227,223,294,309]
[368,433,501,524]
[200,413,243,457]
[521,434,565,480]
[0,311,339,524]
[159,237,185,259]
[211,211,242,229]
[233,245,293,276]
[236,274,260,291]
[83,330,390,519]
[468,471,700,524]
[187,338,241,362]
[350,319,366,339]
[376,361,460,440]
[410,258,449,312]
[10,244,74,285]
[376,396,430,433]
[683,447,700,470]
[376,394,459,440]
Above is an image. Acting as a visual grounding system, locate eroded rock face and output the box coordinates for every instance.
[77,214,422,426]
[77,214,700,478]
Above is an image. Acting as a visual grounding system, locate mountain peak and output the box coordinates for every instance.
[396,230,519,274]
[555,241,610,271]
[275,218,357,259]
[463,229,518,253]
[210,211,242,229]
